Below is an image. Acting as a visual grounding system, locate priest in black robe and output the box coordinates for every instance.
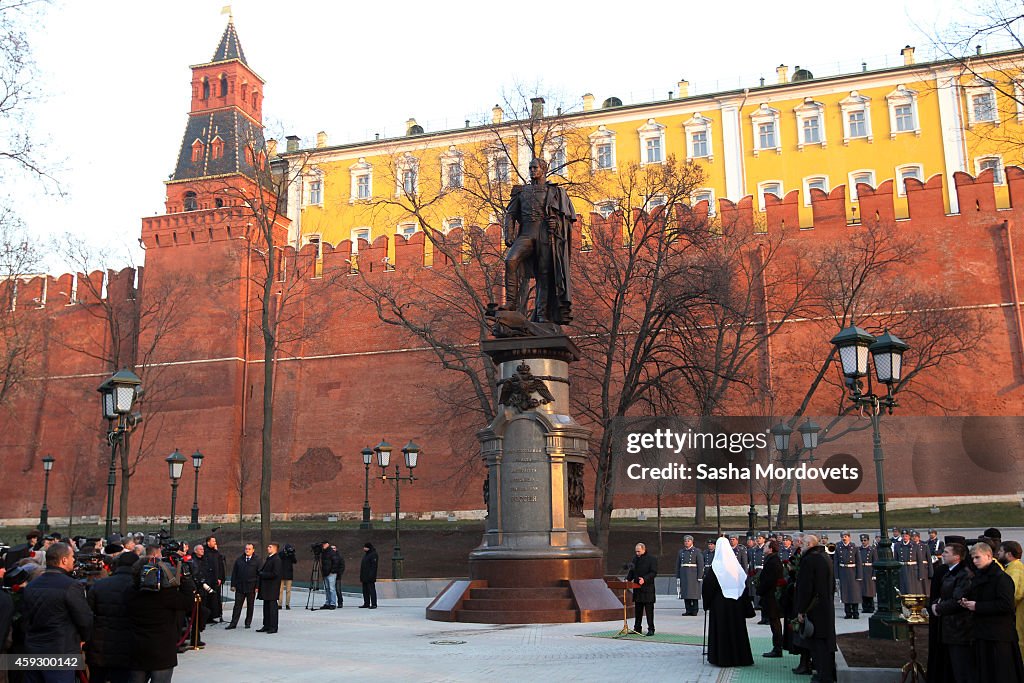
[701,535,753,667]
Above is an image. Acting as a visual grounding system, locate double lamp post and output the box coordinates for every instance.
[366,439,420,580]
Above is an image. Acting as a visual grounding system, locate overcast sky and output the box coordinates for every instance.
[9,0,989,271]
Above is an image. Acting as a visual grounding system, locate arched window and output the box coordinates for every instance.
[252,92,258,109]
[210,136,224,160]
[219,74,228,97]
[241,83,248,100]
[202,78,210,100]
[184,192,198,211]
[191,140,204,163]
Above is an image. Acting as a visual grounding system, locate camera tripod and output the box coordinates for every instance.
[305,553,323,610]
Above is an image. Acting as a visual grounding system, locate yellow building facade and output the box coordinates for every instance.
[278,47,1024,251]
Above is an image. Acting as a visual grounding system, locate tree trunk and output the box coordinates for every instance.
[259,249,276,549]
[656,491,663,558]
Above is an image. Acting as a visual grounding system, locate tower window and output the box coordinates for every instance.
[211,137,224,160]
[202,78,210,100]
[184,192,198,211]
[191,140,204,163]
[220,74,228,97]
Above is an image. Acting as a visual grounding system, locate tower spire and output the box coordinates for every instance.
[210,10,247,65]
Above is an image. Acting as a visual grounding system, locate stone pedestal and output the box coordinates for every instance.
[426,335,623,624]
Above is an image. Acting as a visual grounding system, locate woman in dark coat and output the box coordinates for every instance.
[963,542,1024,682]
[757,540,784,658]
[359,543,379,609]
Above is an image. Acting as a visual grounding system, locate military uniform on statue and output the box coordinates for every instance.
[702,535,754,667]
[858,533,877,614]
[833,532,862,619]
[676,535,703,616]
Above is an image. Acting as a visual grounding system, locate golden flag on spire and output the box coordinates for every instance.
[221,5,232,17]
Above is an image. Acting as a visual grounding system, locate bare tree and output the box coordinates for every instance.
[771,220,988,526]
[0,214,43,406]
[52,236,196,534]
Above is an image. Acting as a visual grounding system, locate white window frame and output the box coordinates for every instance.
[895,164,924,196]
[793,98,827,151]
[691,188,716,216]
[351,227,371,253]
[886,85,921,139]
[306,171,324,206]
[975,155,1005,184]
[643,194,667,212]
[349,157,373,203]
[756,180,784,212]
[1015,81,1024,122]
[589,125,617,171]
[397,221,418,239]
[637,118,666,166]
[594,199,618,219]
[395,153,419,198]
[839,91,873,145]
[750,104,781,156]
[966,79,998,126]
[683,113,714,162]
[305,234,322,259]
[490,154,512,184]
[802,175,830,206]
[547,137,567,177]
[848,169,876,202]
[440,145,464,190]
[442,217,464,233]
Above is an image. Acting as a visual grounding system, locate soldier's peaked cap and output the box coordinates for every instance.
[860,534,870,541]
[683,534,694,541]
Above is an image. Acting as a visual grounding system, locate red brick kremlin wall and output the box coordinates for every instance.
[2,170,1023,524]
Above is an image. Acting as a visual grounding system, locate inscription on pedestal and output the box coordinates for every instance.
[500,419,551,532]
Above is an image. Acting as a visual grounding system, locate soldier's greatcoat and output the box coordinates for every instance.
[858,544,877,599]
[833,541,863,603]
[702,549,715,578]
[676,546,704,600]
[894,540,927,594]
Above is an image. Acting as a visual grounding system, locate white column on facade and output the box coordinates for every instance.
[935,67,968,214]
[718,96,746,201]
[286,158,302,248]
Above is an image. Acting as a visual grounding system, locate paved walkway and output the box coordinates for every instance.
[176,591,870,682]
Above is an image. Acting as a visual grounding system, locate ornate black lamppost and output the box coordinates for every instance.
[745,448,756,539]
[831,325,910,641]
[166,449,187,539]
[187,449,204,530]
[360,446,373,530]
[771,419,820,533]
[375,439,420,580]
[38,454,55,532]
[97,369,142,539]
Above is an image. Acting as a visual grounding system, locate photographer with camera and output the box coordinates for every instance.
[225,544,258,630]
[127,545,194,682]
[86,552,138,683]
[278,544,297,610]
[18,542,93,683]
[318,542,338,610]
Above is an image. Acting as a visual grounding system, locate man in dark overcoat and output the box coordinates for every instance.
[203,535,227,623]
[834,531,863,619]
[796,534,836,682]
[676,535,703,616]
[858,533,877,614]
[86,552,137,683]
[225,543,259,629]
[626,542,657,635]
[758,540,785,658]
[256,543,282,634]
[962,541,1024,682]
[930,541,970,683]
[703,539,716,579]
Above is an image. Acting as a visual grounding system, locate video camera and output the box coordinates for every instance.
[311,542,323,556]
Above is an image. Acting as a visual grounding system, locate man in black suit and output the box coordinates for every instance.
[257,543,283,634]
[625,542,658,636]
[225,543,259,630]
[796,534,836,683]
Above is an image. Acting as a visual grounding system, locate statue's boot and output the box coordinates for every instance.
[504,264,520,311]
[533,280,550,323]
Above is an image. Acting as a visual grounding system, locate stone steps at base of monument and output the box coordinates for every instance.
[461,597,577,611]
[469,587,571,600]
[454,608,580,624]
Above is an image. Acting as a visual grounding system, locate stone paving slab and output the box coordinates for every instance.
[176,590,872,682]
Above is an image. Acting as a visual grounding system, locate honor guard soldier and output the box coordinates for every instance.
[703,539,716,580]
[834,531,863,619]
[778,535,794,564]
[729,535,748,572]
[676,535,703,616]
[910,530,932,597]
[858,533,877,614]
[926,529,944,581]
[750,533,767,621]
[890,526,901,547]
[894,529,925,593]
